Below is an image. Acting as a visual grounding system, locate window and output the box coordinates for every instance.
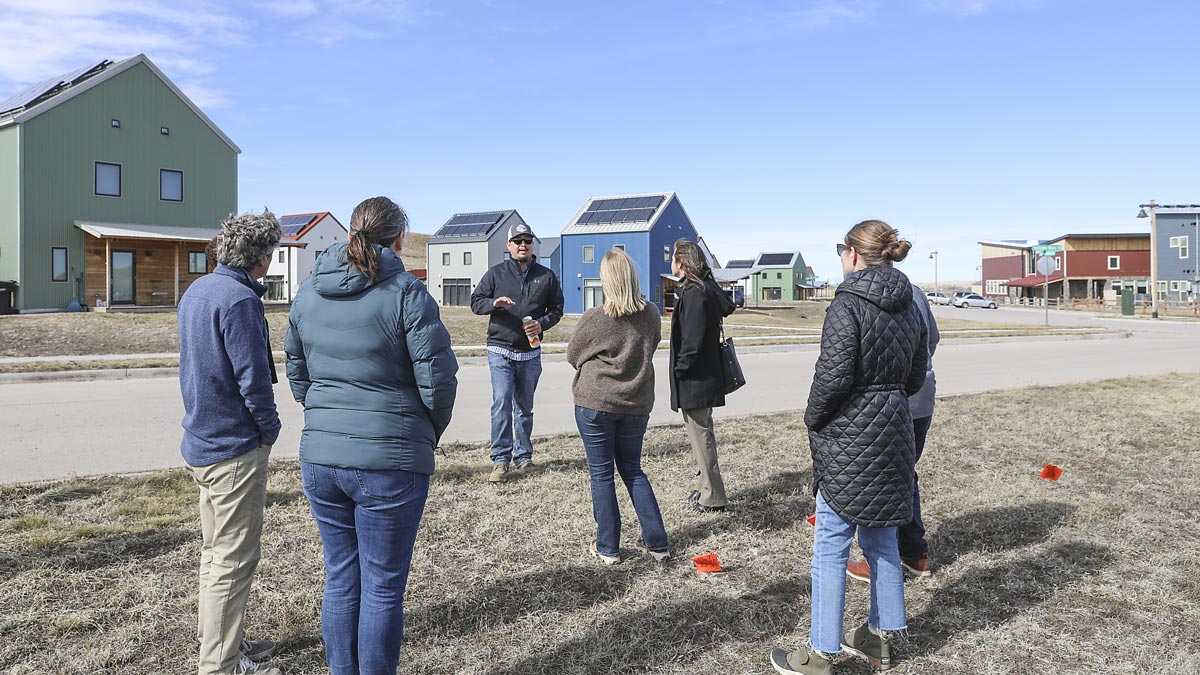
[95,162,121,196]
[160,127,169,135]
[1107,255,1120,270]
[278,250,285,263]
[1170,281,1181,291]
[583,245,594,263]
[663,246,670,262]
[111,119,120,128]
[51,247,68,282]
[761,272,768,278]
[777,272,783,279]
[160,169,183,202]
[1182,240,1190,260]
[613,244,625,252]
[188,251,206,274]
[442,252,450,266]
[1054,257,1061,270]
[463,251,472,265]
[1156,280,1168,299]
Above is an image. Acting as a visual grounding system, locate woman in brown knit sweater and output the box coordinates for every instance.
[567,250,669,565]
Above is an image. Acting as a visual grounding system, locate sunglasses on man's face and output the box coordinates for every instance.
[511,238,534,246]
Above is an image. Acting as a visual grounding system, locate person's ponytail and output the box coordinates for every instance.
[346,228,380,281]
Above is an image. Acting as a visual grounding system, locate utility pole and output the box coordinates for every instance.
[1137,201,1160,319]
[929,250,939,301]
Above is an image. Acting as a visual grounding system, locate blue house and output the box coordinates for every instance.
[559,192,698,314]
[1152,205,1199,301]
[539,236,561,281]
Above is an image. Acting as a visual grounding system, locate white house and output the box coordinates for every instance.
[264,211,348,301]
[426,210,536,306]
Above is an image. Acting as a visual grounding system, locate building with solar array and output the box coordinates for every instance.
[426,210,535,306]
[0,54,239,312]
[559,192,698,314]
[746,251,809,301]
[262,212,347,302]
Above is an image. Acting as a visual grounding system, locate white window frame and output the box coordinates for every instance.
[159,168,184,202]
[51,247,69,283]
[442,252,450,266]
[1169,236,1182,247]
[278,250,285,263]
[1181,241,1190,259]
[613,244,625,252]
[1107,255,1119,270]
[1170,280,1181,291]
[582,245,594,263]
[188,251,206,274]
[1054,257,1061,270]
[95,161,121,197]
[463,251,472,265]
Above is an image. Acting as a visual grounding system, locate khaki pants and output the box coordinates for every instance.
[190,446,270,675]
[682,408,727,507]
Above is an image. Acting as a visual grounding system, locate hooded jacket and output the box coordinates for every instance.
[285,242,458,475]
[805,265,929,527]
[669,274,737,411]
[469,257,564,352]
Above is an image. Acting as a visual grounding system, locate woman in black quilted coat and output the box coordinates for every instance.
[771,220,929,675]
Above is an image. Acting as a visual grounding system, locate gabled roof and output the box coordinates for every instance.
[697,236,720,269]
[278,212,346,241]
[561,192,674,236]
[428,210,519,244]
[755,252,800,267]
[0,54,240,153]
[539,236,560,258]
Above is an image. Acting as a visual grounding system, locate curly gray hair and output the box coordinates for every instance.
[216,210,282,269]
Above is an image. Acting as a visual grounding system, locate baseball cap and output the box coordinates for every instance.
[508,223,536,241]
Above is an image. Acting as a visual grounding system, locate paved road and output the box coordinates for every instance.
[4,307,1197,483]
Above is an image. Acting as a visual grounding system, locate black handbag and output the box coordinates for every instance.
[718,321,746,395]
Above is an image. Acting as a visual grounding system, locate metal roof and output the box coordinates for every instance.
[561,192,674,236]
[725,259,756,268]
[75,220,305,246]
[539,236,560,258]
[0,54,240,153]
[713,267,762,283]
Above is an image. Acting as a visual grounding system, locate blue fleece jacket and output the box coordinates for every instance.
[178,264,281,467]
[285,243,458,474]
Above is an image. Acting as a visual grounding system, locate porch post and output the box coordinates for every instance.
[174,242,180,306]
[104,238,111,307]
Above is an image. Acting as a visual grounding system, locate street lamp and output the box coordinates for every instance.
[929,250,939,300]
[1137,200,1159,319]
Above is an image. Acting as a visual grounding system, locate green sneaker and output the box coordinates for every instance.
[769,646,833,675]
[841,622,894,671]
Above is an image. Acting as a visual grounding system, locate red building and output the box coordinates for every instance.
[980,233,1150,302]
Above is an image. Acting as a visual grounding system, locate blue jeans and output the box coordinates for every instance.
[301,462,430,675]
[810,490,906,654]
[487,351,542,466]
[575,406,669,556]
[898,415,932,559]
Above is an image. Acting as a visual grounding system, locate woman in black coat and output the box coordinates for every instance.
[770,220,928,675]
[669,239,736,513]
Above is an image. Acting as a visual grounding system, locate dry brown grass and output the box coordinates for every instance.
[1,302,1105,362]
[1,374,1197,673]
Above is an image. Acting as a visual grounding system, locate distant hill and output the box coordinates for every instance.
[401,232,430,270]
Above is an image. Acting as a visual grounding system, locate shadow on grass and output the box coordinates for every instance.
[0,525,193,581]
[266,489,306,508]
[907,540,1112,659]
[487,578,812,675]
[928,500,1077,568]
[406,564,639,641]
[667,469,815,552]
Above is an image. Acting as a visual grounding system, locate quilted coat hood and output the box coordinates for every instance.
[836,265,913,313]
[312,241,405,297]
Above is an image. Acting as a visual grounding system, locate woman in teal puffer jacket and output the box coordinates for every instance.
[285,196,457,675]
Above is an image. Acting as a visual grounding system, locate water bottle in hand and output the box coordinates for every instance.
[522,315,541,348]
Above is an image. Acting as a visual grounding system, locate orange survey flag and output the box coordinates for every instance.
[1040,464,1064,481]
[806,514,817,526]
[692,552,724,573]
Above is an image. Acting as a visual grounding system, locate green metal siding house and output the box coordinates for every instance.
[747,251,808,301]
[0,54,239,311]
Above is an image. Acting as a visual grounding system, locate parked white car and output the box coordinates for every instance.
[953,293,998,309]
[926,292,950,305]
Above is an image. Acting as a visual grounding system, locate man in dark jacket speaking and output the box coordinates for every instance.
[471,223,564,483]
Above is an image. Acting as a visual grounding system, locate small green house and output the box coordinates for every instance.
[748,251,808,301]
[0,54,239,312]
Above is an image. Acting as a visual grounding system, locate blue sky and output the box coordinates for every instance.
[2,0,1197,282]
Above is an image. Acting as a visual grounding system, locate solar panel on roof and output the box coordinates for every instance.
[727,260,754,269]
[279,215,313,226]
[758,253,794,266]
[281,224,305,236]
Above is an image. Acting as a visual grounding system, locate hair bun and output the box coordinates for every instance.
[887,238,912,262]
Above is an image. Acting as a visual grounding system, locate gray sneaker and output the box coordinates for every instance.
[230,653,282,675]
[841,622,894,671]
[487,463,510,483]
[769,646,833,675]
[240,638,279,662]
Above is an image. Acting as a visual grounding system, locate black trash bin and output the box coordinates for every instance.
[0,281,17,315]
